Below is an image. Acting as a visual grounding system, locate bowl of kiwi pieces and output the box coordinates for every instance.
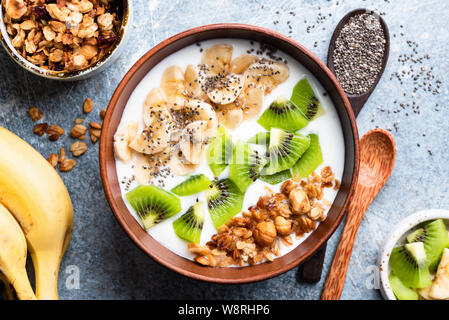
[379,209,449,300]
[100,24,359,283]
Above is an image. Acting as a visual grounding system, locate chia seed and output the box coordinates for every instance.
[332,13,386,95]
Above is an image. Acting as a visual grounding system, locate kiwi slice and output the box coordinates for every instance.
[171,174,212,196]
[259,169,292,185]
[263,128,311,175]
[406,219,449,271]
[389,273,419,300]
[247,131,270,146]
[173,201,204,243]
[291,133,323,178]
[229,140,267,192]
[207,127,233,177]
[290,77,325,120]
[205,178,244,228]
[126,185,181,230]
[257,96,309,132]
[389,242,432,289]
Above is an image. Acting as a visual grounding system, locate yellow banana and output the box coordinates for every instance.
[0,127,74,300]
[0,272,15,300]
[0,203,36,300]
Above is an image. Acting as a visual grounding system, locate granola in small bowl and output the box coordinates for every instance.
[0,0,130,79]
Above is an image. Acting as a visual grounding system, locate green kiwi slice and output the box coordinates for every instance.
[263,128,311,175]
[173,201,204,243]
[259,169,292,185]
[171,174,212,196]
[291,133,323,178]
[247,131,270,146]
[257,96,309,132]
[406,219,449,271]
[126,185,181,230]
[290,77,325,120]
[207,127,233,177]
[389,242,432,289]
[389,273,419,300]
[229,140,267,192]
[205,179,244,228]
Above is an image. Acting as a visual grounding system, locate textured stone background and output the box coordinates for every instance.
[0,0,448,300]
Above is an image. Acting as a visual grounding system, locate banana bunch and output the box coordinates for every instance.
[0,127,74,300]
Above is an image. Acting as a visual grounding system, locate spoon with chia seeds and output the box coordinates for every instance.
[299,8,390,284]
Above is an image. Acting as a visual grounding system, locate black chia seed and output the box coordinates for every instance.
[332,13,386,95]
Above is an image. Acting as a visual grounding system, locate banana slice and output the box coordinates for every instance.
[244,59,290,94]
[216,105,243,130]
[201,44,233,75]
[205,73,245,105]
[133,148,170,185]
[114,121,139,163]
[230,54,259,74]
[161,66,186,110]
[179,120,208,164]
[429,248,449,300]
[168,146,199,176]
[185,64,208,100]
[185,99,218,138]
[129,120,169,155]
[143,88,171,127]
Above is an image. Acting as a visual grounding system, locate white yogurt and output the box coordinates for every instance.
[115,39,345,262]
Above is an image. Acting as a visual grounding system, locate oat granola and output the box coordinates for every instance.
[2,0,123,73]
[189,166,339,267]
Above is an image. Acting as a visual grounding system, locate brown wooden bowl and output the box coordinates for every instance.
[99,23,360,284]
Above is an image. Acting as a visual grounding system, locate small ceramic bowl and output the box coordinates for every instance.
[378,209,449,300]
[0,0,132,81]
[100,23,360,283]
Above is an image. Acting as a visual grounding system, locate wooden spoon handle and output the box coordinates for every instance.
[320,187,371,300]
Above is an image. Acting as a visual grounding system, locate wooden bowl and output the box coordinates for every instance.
[99,23,360,283]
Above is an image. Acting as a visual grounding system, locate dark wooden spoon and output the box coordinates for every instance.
[299,8,390,283]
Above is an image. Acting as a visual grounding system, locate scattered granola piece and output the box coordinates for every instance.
[70,141,88,157]
[90,121,101,129]
[74,118,84,124]
[70,124,87,138]
[59,159,76,172]
[33,123,48,136]
[58,148,66,163]
[83,98,94,113]
[47,153,59,168]
[28,106,43,122]
[99,109,106,120]
[47,125,64,141]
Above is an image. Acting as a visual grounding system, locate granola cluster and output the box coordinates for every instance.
[189,166,340,267]
[2,0,122,72]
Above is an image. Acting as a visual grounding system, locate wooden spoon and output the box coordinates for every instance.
[320,129,396,300]
[299,8,390,283]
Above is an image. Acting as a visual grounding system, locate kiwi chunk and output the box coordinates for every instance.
[173,201,205,243]
[259,169,292,185]
[291,133,323,178]
[257,96,309,132]
[126,185,181,230]
[389,273,419,300]
[229,140,267,192]
[207,127,233,177]
[247,131,270,146]
[290,77,325,120]
[406,219,449,271]
[205,179,244,228]
[171,174,212,196]
[263,128,311,175]
[390,242,432,289]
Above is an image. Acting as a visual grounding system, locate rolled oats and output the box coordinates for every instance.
[33,122,48,136]
[59,147,66,163]
[59,158,76,172]
[99,109,106,119]
[70,124,87,138]
[2,0,122,72]
[70,141,87,157]
[47,125,64,141]
[28,106,43,122]
[47,153,58,168]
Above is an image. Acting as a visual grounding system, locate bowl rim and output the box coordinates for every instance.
[0,0,132,80]
[99,23,360,283]
[378,209,449,300]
